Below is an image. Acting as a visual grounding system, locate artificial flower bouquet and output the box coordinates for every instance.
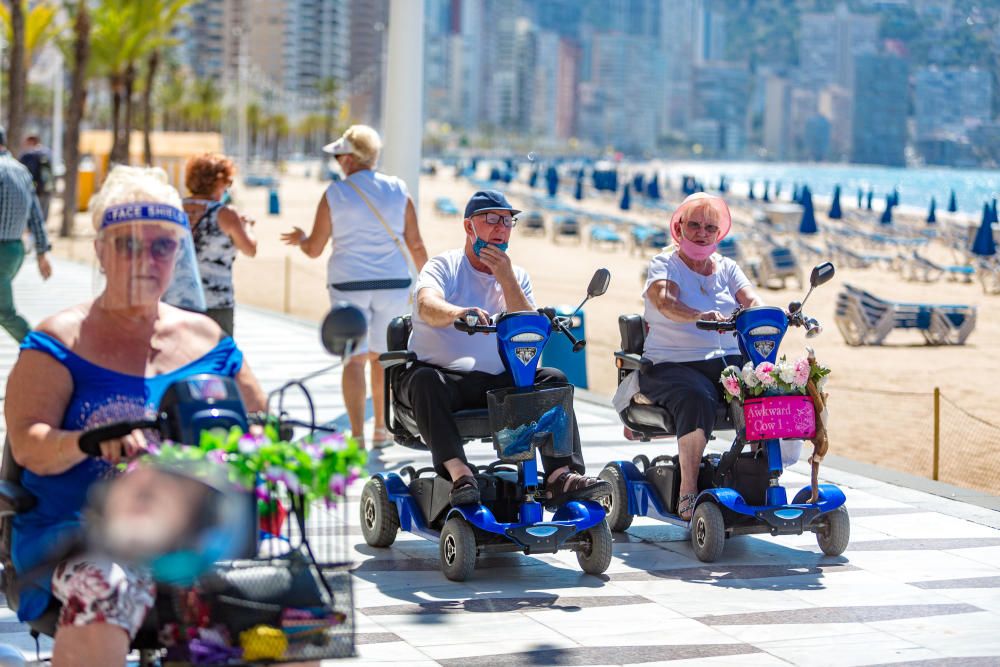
[153,418,367,529]
[719,355,830,404]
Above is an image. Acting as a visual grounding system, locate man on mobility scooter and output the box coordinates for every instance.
[365,189,612,581]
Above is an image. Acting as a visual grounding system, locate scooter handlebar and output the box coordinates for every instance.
[695,319,735,332]
[453,316,496,335]
[78,418,161,457]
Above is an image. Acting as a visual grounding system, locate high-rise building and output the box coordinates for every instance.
[176,0,226,82]
[798,2,879,93]
[818,85,853,160]
[914,67,992,139]
[694,0,726,64]
[763,75,792,160]
[283,0,350,99]
[692,62,751,157]
[348,0,389,127]
[852,53,908,166]
[658,0,696,135]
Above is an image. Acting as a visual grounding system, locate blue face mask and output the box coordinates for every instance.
[472,229,509,257]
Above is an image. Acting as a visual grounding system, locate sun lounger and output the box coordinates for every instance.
[835,283,976,346]
[977,257,1000,295]
[755,244,802,289]
[630,225,668,256]
[434,197,459,215]
[552,215,583,244]
[900,251,975,283]
[588,224,624,249]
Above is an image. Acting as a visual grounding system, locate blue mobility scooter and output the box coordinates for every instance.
[600,262,850,562]
[365,270,613,581]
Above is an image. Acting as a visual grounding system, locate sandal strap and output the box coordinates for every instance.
[554,471,600,493]
[452,474,477,490]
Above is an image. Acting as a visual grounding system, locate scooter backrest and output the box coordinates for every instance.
[618,314,647,355]
[386,315,412,352]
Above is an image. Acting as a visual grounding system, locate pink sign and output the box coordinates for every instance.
[743,395,816,441]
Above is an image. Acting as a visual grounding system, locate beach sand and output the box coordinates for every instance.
[50,165,1000,495]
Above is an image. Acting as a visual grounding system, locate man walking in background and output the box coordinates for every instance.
[18,134,54,222]
[0,126,53,342]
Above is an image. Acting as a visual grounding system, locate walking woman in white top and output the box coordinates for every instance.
[282,125,428,449]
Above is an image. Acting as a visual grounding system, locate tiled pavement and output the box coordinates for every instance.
[2,258,999,666]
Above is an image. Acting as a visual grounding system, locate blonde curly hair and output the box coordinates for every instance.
[341,125,382,168]
[89,165,184,231]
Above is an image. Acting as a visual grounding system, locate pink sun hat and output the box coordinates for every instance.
[668,192,733,245]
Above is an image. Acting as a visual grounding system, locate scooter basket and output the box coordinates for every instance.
[162,487,356,664]
[487,383,575,462]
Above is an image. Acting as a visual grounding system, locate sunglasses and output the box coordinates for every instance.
[683,219,720,235]
[474,212,518,228]
[112,236,180,261]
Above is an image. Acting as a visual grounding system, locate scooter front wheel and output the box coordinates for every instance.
[691,501,726,562]
[576,520,613,575]
[360,477,400,548]
[440,517,477,581]
[816,506,850,556]
[598,465,634,532]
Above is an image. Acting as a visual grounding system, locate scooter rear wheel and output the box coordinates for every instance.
[440,517,477,581]
[576,520,613,575]
[361,477,400,548]
[598,465,634,532]
[691,501,726,562]
[816,506,850,556]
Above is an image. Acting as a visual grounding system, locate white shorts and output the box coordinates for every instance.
[327,286,411,355]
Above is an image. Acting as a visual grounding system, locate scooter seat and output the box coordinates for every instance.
[621,401,734,441]
[392,404,492,450]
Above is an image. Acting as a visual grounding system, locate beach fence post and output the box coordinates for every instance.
[283,256,292,314]
[932,386,940,480]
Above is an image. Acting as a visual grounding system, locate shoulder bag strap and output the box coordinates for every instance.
[342,179,418,281]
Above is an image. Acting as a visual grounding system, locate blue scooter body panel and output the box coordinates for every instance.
[496,311,552,387]
[734,306,788,365]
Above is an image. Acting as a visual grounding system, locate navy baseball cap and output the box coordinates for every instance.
[464,190,521,219]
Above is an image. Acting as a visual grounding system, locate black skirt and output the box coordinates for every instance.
[637,355,742,439]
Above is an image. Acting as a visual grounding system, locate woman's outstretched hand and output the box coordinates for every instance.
[281,227,306,246]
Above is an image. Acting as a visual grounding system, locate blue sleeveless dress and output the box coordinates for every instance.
[11,331,244,622]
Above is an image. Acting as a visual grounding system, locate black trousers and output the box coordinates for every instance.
[397,365,586,479]
[638,355,742,440]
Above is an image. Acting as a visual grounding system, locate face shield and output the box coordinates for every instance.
[94,202,206,312]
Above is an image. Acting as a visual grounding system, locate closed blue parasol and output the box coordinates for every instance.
[528,168,538,189]
[971,202,997,256]
[574,173,584,201]
[748,180,756,200]
[866,189,874,210]
[926,197,936,224]
[646,173,660,200]
[620,184,631,210]
[947,190,957,213]
[762,180,770,202]
[828,184,842,219]
[857,188,863,208]
[633,173,644,195]
[545,166,559,197]
[880,196,893,224]
[799,186,818,234]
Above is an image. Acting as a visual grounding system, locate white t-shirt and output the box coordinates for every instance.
[325,170,411,286]
[409,249,535,374]
[641,248,751,363]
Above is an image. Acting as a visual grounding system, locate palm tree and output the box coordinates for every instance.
[138,0,192,164]
[316,76,339,155]
[59,0,90,238]
[2,0,27,150]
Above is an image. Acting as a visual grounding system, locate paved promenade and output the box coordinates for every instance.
[1,257,999,666]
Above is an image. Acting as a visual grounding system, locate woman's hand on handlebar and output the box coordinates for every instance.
[98,430,148,465]
[697,309,725,323]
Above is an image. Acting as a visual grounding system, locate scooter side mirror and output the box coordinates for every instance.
[810,262,835,287]
[321,302,368,357]
[587,268,611,298]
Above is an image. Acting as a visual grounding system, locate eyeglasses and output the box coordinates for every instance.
[683,219,720,235]
[112,236,180,261]
[474,212,518,228]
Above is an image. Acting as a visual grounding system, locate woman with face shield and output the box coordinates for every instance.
[3,166,267,666]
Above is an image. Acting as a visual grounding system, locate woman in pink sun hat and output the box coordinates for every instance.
[635,193,761,520]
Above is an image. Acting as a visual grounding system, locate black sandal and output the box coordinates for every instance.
[544,471,611,509]
[449,475,480,507]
